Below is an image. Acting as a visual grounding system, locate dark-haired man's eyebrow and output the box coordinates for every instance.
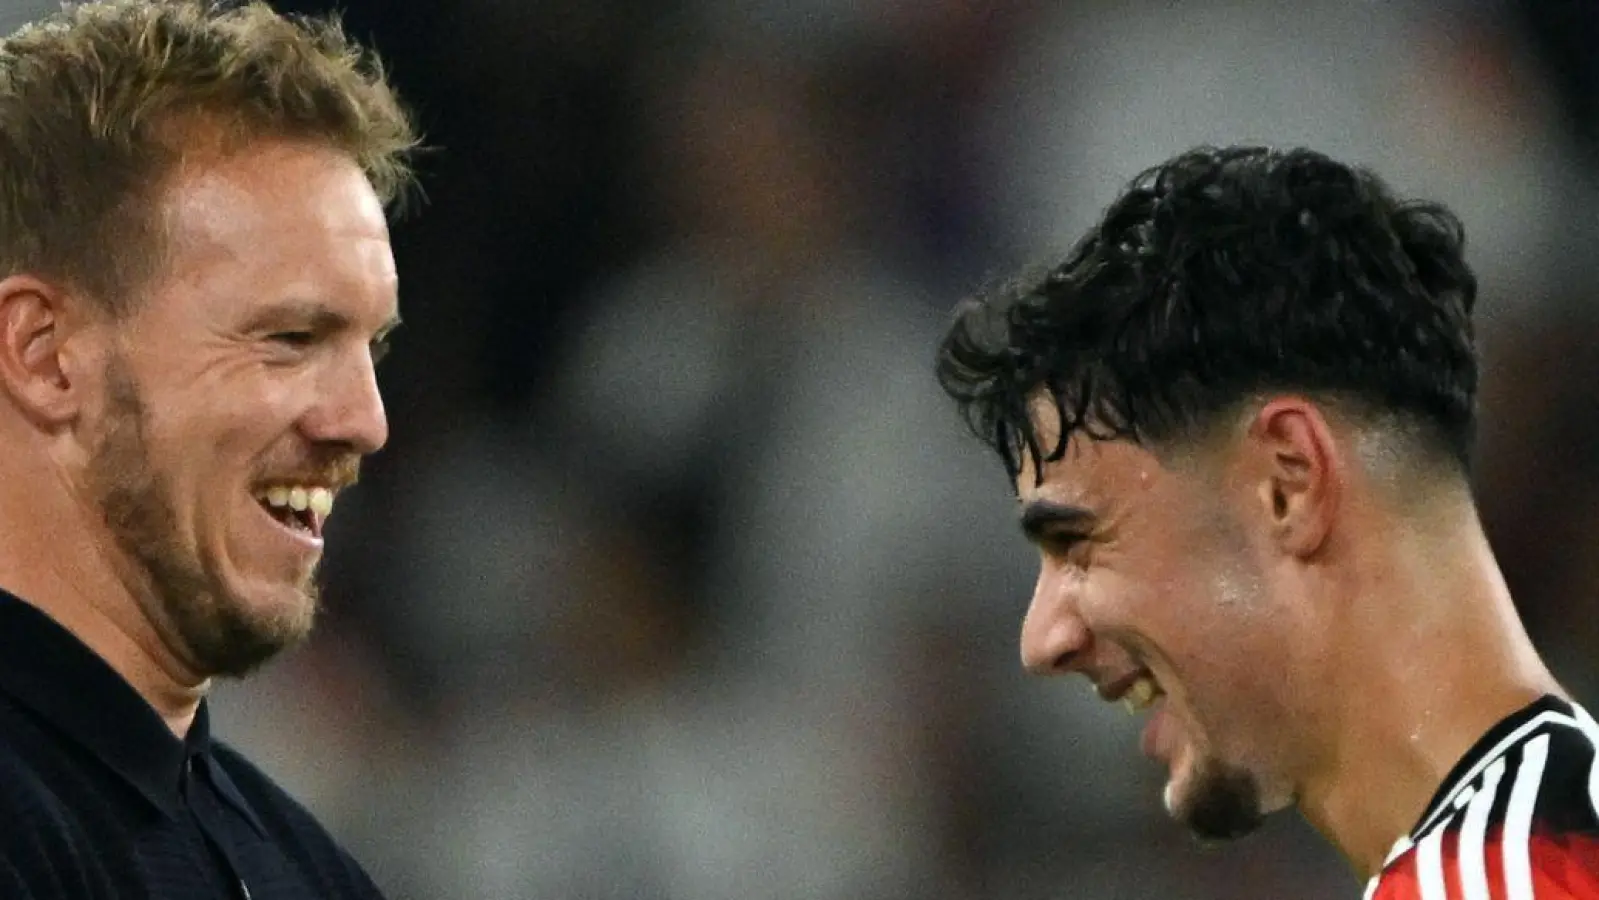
[1019,499,1096,544]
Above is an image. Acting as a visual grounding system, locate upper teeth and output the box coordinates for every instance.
[1123,676,1160,714]
[259,485,334,518]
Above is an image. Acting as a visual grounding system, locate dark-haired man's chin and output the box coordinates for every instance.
[1169,763,1267,845]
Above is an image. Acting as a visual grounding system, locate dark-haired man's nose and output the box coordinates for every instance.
[1020,564,1091,675]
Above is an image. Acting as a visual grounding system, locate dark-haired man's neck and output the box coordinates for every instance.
[1293,499,1563,880]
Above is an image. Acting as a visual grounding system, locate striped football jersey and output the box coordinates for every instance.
[1365,695,1599,899]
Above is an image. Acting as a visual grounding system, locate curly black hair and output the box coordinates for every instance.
[936,145,1479,485]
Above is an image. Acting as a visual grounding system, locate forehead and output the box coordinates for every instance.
[146,139,396,318]
[1013,397,1182,512]
[1014,432,1168,511]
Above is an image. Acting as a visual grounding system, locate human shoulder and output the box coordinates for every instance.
[208,740,387,899]
[0,721,97,898]
[1366,697,1599,900]
[1539,698,1599,794]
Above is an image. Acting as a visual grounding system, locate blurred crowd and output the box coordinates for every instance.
[11,0,1591,896]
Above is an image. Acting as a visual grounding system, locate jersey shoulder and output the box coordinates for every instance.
[1366,701,1599,899]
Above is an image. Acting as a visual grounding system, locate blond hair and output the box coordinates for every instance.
[0,0,419,312]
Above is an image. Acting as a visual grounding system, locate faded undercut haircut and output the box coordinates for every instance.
[0,0,419,313]
[936,146,1480,487]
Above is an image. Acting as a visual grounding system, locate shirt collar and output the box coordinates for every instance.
[0,588,206,818]
[1408,692,1575,839]
[201,750,270,839]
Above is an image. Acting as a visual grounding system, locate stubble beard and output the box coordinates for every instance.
[85,358,319,679]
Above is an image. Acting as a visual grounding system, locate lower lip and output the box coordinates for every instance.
[1140,700,1169,760]
[255,501,325,553]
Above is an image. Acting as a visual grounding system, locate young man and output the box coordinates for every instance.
[936,145,1599,898]
[0,1,417,897]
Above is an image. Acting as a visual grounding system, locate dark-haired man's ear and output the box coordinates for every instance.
[1248,398,1342,558]
[0,275,99,431]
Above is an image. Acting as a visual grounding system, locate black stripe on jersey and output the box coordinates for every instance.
[1562,704,1599,831]
[1410,696,1599,842]
[1365,697,1599,900]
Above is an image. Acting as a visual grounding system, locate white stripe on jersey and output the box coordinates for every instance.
[1502,733,1551,900]
[1413,710,1583,837]
[1366,699,1599,900]
[1415,814,1450,900]
[1458,756,1506,900]
[1379,833,1415,873]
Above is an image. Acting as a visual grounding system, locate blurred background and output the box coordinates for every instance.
[13,0,1599,896]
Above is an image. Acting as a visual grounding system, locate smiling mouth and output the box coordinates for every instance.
[1103,670,1165,715]
[254,486,334,540]
[1124,675,1164,714]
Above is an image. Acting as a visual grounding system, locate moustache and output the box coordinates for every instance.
[259,454,362,492]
